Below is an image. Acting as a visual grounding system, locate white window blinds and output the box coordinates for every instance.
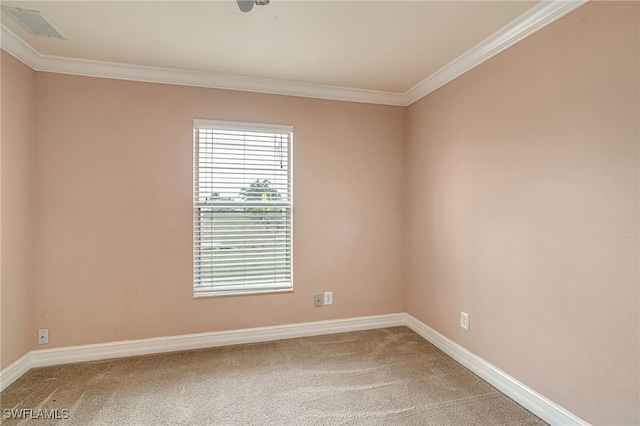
[193,119,293,297]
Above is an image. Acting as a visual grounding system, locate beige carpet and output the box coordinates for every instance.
[1,327,545,425]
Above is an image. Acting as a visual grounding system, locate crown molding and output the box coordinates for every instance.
[1,1,587,107]
[403,0,588,105]
[0,25,405,106]
[0,23,40,69]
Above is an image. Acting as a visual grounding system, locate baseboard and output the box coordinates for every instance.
[1,312,589,426]
[0,352,31,392]
[1,313,405,391]
[405,314,589,426]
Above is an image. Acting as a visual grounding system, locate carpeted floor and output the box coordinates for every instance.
[1,327,546,425]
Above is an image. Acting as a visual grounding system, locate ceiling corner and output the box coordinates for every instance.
[402,0,589,106]
[2,0,588,108]
[1,24,39,69]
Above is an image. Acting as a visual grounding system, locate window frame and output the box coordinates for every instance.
[193,119,294,298]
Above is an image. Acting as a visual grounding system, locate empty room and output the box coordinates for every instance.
[1,0,638,425]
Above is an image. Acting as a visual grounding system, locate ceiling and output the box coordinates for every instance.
[0,1,585,104]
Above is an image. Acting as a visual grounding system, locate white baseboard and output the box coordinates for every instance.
[1,312,588,426]
[405,314,589,426]
[1,313,405,391]
[0,352,31,392]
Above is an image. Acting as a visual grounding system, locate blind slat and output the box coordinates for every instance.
[193,121,293,295]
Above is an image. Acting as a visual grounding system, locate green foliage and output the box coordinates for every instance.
[239,179,283,226]
[239,179,282,202]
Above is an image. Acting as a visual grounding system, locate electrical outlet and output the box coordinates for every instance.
[314,294,323,307]
[38,329,49,344]
[324,291,333,305]
[460,312,469,331]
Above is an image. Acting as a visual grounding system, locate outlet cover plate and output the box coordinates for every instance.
[324,292,333,305]
[38,328,49,344]
[314,294,323,307]
[460,312,469,331]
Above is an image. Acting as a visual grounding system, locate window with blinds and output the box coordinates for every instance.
[193,119,293,297]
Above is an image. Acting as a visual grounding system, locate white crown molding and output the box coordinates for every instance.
[0,23,40,69]
[0,25,405,106]
[403,0,588,105]
[405,314,590,426]
[2,1,586,107]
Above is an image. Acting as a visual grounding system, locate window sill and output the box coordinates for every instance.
[193,288,294,299]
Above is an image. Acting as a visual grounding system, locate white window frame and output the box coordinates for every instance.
[193,119,293,297]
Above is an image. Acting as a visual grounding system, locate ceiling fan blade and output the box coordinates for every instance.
[236,0,255,13]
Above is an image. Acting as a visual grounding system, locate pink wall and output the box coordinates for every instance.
[32,73,405,348]
[1,2,638,423]
[405,2,639,424]
[1,52,35,369]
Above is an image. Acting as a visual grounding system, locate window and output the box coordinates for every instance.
[193,120,293,297]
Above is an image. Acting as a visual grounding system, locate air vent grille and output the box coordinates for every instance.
[1,6,64,39]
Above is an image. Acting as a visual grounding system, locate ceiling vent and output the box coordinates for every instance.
[1,6,64,39]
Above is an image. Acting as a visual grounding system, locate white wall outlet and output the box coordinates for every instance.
[324,291,333,305]
[38,328,49,344]
[460,312,469,331]
[314,294,323,307]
